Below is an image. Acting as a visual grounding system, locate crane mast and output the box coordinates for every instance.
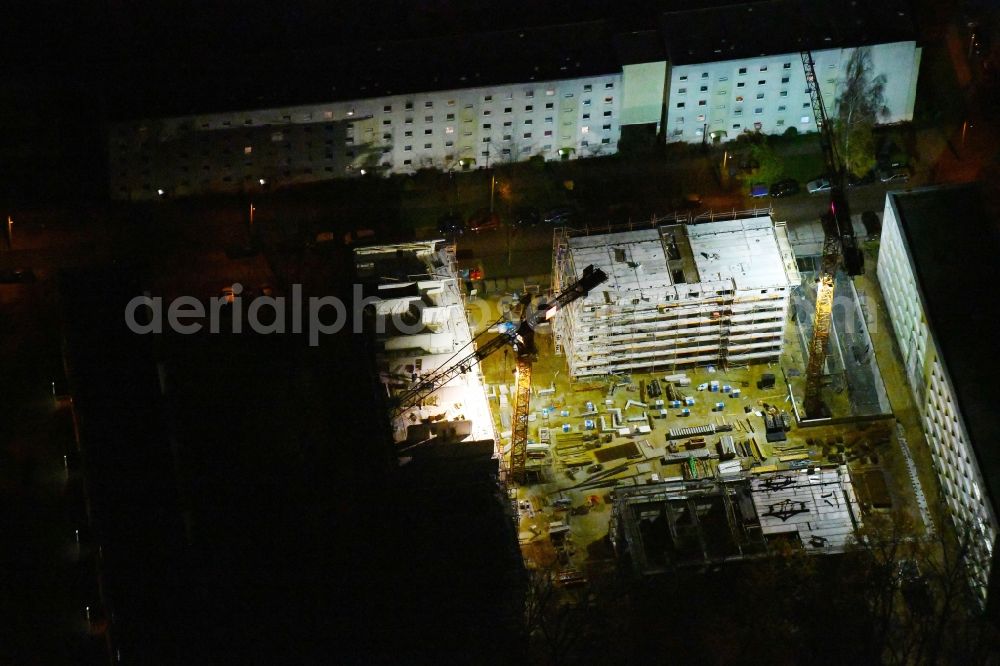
[800,51,863,418]
[389,265,608,482]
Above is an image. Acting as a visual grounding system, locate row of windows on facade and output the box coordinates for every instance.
[675,60,837,82]
[119,141,610,177]
[138,83,618,134]
[583,319,785,337]
[677,97,817,111]
[118,120,614,169]
[118,139,607,185]
[929,422,972,469]
[119,106,616,156]
[580,342,785,357]
[382,119,614,139]
[936,453,984,508]
[122,125,611,167]
[672,117,810,136]
[676,76,835,96]
[677,108,811,121]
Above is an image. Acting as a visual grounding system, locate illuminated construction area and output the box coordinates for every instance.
[469,214,927,582]
[361,215,929,585]
[354,240,497,450]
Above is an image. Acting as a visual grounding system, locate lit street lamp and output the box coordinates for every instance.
[490,172,497,214]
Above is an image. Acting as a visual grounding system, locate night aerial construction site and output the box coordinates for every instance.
[350,49,981,614]
[359,194,926,586]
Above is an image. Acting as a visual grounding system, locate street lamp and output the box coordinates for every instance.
[490,172,497,214]
[249,203,255,226]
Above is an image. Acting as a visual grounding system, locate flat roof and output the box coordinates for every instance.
[888,184,1000,520]
[687,217,792,290]
[567,229,674,296]
[111,21,622,120]
[566,217,792,298]
[661,0,916,66]
[613,30,666,66]
[750,467,861,551]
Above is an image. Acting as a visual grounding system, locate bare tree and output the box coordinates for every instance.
[850,508,1000,664]
[834,47,889,177]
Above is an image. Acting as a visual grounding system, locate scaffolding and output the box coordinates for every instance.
[551,216,799,378]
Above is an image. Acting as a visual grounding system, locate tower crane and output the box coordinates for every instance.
[800,51,864,419]
[391,264,608,483]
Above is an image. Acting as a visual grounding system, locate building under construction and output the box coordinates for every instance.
[552,214,800,377]
[353,240,497,450]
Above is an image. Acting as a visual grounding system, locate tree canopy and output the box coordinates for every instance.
[834,47,889,178]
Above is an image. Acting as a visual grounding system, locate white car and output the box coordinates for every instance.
[877,167,911,184]
[806,178,831,194]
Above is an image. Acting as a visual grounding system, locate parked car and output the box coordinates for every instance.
[749,183,769,198]
[437,212,465,236]
[542,206,577,225]
[467,208,501,232]
[806,177,831,194]
[847,170,877,188]
[877,167,910,184]
[972,29,990,57]
[0,267,37,283]
[343,228,377,245]
[511,206,540,227]
[769,178,799,198]
[675,193,703,210]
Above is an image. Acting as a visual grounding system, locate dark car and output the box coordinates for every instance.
[769,179,799,198]
[512,207,540,227]
[542,206,577,225]
[972,29,990,57]
[437,212,465,236]
[0,268,37,283]
[847,170,877,188]
[675,193,703,210]
[467,208,501,233]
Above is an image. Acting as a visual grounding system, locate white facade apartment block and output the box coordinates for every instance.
[553,216,799,377]
[110,74,622,200]
[877,198,997,602]
[664,42,921,143]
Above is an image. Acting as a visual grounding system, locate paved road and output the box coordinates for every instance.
[453,179,909,281]
[770,182,903,223]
